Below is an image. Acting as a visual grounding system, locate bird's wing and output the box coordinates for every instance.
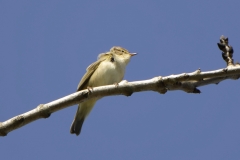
[77,53,111,91]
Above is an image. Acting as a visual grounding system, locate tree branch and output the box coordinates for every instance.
[1,35,239,136]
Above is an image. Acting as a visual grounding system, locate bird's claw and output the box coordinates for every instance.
[87,86,93,93]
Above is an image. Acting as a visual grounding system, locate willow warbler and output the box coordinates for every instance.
[70,46,137,136]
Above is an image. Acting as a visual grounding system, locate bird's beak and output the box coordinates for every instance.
[130,53,137,56]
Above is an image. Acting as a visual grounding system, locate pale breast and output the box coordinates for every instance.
[88,60,125,87]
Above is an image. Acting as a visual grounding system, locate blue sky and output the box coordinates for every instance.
[1,1,240,160]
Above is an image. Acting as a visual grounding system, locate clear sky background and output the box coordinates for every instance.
[1,1,240,160]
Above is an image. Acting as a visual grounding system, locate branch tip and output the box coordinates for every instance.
[218,35,235,66]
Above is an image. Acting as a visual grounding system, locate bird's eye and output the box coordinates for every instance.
[110,57,114,62]
[122,50,124,53]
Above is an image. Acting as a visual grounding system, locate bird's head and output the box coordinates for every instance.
[110,46,137,64]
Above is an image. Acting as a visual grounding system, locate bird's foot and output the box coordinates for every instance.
[114,82,119,87]
[87,86,93,93]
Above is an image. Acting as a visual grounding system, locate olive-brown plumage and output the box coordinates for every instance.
[70,46,137,136]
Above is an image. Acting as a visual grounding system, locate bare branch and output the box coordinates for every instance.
[0,35,239,136]
[0,65,240,136]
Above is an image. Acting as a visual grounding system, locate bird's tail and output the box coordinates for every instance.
[70,100,96,136]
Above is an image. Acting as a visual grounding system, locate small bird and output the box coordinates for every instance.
[70,46,137,136]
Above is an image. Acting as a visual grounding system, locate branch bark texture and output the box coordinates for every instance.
[1,65,240,136]
[1,35,239,136]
